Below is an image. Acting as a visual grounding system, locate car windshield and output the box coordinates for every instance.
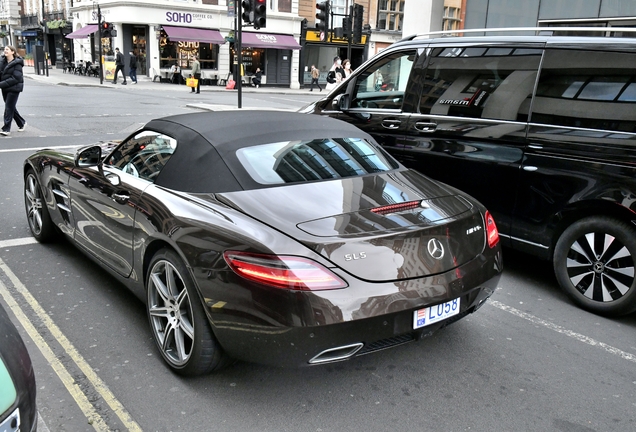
[236,138,399,185]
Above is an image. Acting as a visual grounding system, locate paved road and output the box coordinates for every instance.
[1,78,635,432]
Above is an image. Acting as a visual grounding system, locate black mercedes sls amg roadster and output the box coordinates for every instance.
[23,111,502,376]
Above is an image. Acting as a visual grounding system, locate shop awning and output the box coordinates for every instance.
[163,26,226,44]
[66,25,98,39]
[242,33,301,50]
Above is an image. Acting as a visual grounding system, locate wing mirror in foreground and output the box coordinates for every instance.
[75,145,102,167]
[332,93,350,111]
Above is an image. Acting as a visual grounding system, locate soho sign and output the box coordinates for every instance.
[256,34,278,44]
[165,11,214,23]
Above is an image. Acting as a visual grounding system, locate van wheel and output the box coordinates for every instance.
[553,216,636,317]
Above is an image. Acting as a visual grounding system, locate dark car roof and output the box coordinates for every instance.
[145,111,375,193]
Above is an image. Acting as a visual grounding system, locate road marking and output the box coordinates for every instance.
[489,300,636,363]
[0,237,38,248]
[0,258,143,431]
[0,276,110,431]
[0,145,79,153]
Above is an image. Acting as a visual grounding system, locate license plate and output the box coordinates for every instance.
[413,298,461,329]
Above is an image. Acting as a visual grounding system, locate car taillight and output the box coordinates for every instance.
[223,251,348,291]
[485,211,499,248]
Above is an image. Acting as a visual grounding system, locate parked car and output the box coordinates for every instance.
[23,111,502,375]
[0,302,37,432]
[303,32,636,317]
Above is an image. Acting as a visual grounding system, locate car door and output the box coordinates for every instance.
[399,43,544,240]
[327,48,422,158]
[70,131,178,277]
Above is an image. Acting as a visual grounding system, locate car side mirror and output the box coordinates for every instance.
[332,93,350,111]
[75,145,102,167]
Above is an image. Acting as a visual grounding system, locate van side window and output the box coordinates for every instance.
[418,47,542,122]
[534,49,636,132]
[350,50,417,111]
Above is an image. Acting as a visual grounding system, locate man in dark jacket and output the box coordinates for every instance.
[0,45,26,136]
[128,50,138,84]
[113,48,127,85]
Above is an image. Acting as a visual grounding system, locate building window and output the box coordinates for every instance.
[377,0,405,31]
[330,0,346,28]
[159,31,219,70]
[443,7,461,32]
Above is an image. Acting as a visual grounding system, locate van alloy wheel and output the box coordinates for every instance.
[554,217,636,316]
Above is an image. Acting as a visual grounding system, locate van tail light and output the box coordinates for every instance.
[223,251,348,291]
[485,211,499,248]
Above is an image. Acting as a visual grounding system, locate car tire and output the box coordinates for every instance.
[146,248,230,375]
[24,169,58,242]
[554,216,636,317]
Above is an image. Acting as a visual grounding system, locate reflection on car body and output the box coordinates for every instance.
[23,111,502,376]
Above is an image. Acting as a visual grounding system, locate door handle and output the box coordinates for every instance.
[112,193,130,204]
[414,122,437,133]
[381,119,401,130]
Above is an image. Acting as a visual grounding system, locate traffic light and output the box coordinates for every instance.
[353,3,363,44]
[253,0,267,29]
[101,22,109,37]
[316,1,330,42]
[342,15,352,39]
[101,22,116,38]
[241,0,253,25]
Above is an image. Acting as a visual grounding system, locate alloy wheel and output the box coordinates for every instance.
[566,231,635,303]
[25,173,45,236]
[147,259,195,367]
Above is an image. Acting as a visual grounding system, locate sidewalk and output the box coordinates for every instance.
[24,65,318,96]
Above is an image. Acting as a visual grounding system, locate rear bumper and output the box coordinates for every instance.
[206,247,502,367]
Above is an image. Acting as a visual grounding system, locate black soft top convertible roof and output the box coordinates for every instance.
[145,110,374,194]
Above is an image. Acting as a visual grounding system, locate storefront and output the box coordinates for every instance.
[68,2,303,88]
[237,32,301,86]
[301,29,368,87]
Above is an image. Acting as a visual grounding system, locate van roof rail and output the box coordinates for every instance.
[399,26,636,42]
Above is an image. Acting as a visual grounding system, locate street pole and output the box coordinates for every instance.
[41,0,49,76]
[97,4,103,85]
[347,4,353,61]
[237,2,242,109]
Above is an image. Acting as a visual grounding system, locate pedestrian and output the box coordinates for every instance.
[128,50,138,84]
[325,56,344,91]
[113,48,127,85]
[0,45,26,136]
[170,63,181,84]
[252,67,262,88]
[190,55,201,94]
[342,59,353,79]
[309,64,322,92]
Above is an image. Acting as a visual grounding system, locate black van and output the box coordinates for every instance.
[304,33,636,316]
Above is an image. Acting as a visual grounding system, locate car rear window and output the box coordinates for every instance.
[236,138,399,185]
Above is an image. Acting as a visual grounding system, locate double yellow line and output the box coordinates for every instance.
[0,258,142,432]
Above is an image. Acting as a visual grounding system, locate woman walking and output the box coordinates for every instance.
[0,45,26,136]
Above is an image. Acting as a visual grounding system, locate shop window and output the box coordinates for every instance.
[233,44,264,74]
[160,32,219,70]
